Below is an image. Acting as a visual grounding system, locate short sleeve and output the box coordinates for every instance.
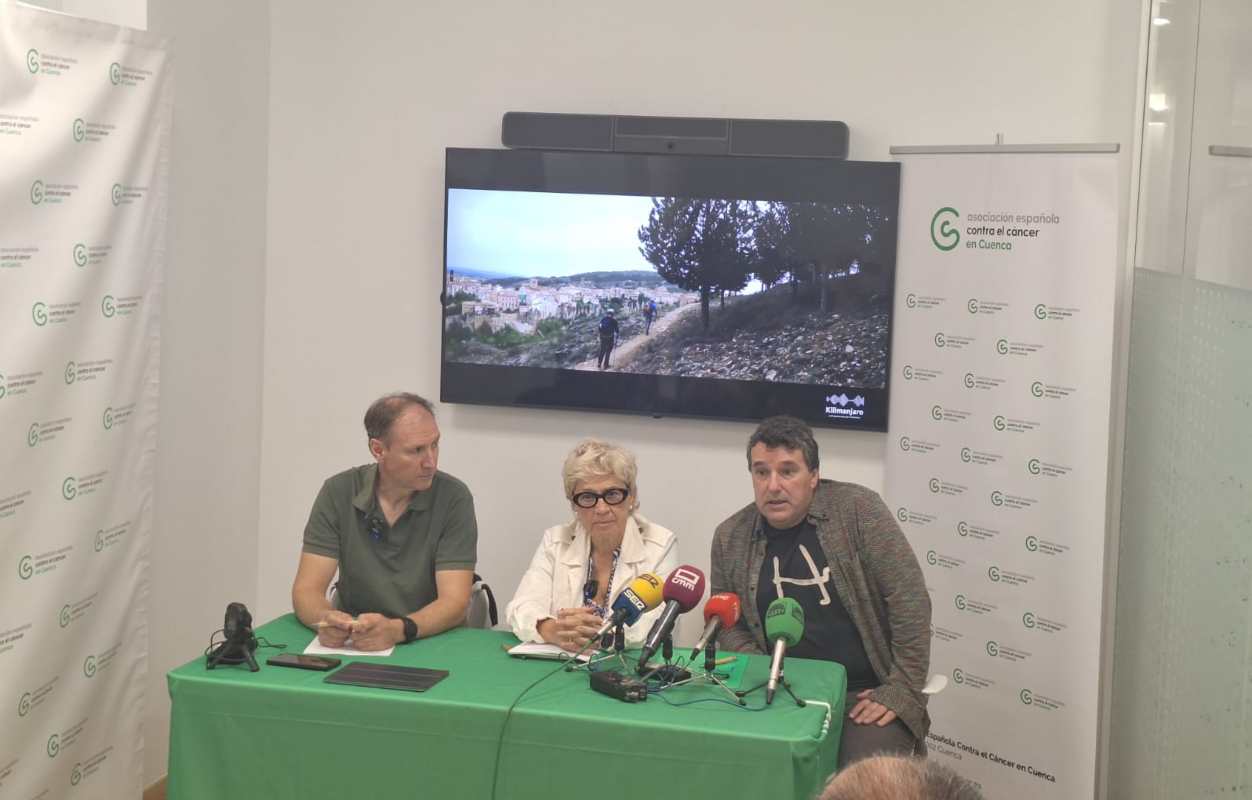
[434,482,478,571]
[302,479,342,560]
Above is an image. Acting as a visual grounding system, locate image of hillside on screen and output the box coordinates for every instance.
[443,188,893,389]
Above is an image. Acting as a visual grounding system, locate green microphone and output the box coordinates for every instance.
[764,597,804,705]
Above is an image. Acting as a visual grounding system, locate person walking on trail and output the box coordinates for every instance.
[596,309,619,370]
[643,300,657,335]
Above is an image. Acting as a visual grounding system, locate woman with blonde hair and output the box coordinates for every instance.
[506,439,678,651]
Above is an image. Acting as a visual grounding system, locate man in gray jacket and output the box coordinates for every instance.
[710,416,932,767]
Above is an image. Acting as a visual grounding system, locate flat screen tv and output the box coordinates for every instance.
[440,147,900,430]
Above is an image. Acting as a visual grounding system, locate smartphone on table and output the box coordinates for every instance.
[266,654,341,671]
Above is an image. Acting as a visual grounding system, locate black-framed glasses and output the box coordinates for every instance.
[571,487,630,509]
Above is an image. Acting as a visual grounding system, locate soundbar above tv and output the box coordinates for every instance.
[440,147,899,430]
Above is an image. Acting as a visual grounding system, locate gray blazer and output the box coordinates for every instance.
[710,479,932,744]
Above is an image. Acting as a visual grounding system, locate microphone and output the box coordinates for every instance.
[689,592,741,659]
[591,573,664,640]
[636,565,706,671]
[764,597,804,705]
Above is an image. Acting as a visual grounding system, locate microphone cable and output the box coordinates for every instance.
[489,657,575,800]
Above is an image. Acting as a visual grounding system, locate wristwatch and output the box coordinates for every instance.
[399,616,419,644]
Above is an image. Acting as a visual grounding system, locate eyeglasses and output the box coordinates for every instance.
[571,487,630,509]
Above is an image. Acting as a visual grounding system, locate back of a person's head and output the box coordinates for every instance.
[819,755,984,800]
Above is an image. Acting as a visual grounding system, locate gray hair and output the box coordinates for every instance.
[818,756,984,800]
[363,392,435,442]
[746,415,819,471]
[562,439,638,501]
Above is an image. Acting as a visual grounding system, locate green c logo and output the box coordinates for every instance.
[902,365,914,380]
[953,668,965,685]
[993,415,1007,431]
[960,447,972,463]
[1025,535,1040,552]
[18,692,32,717]
[62,477,77,500]
[111,184,122,205]
[930,405,943,421]
[32,302,48,326]
[986,640,999,657]
[928,478,941,493]
[65,361,77,384]
[103,407,114,429]
[954,594,967,610]
[1031,381,1044,398]
[926,550,937,565]
[47,734,60,758]
[956,521,969,537]
[990,490,1004,507]
[966,299,979,314]
[933,333,946,348]
[110,62,122,84]
[898,436,911,451]
[94,530,104,552]
[905,293,917,309]
[101,295,116,317]
[59,605,71,628]
[27,424,39,447]
[930,207,960,251]
[995,338,1009,355]
[0,373,6,399]
[83,655,96,678]
[963,373,976,389]
[30,180,44,205]
[988,565,1001,582]
[18,556,33,580]
[71,763,83,785]
[896,507,908,523]
[1023,611,1037,628]
[1020,689,1034,705]
[73,118,85,142]
[1027,458,1041,475]
[1034,304,1047,320]
[27,49,40,73]
[73,243,88,266]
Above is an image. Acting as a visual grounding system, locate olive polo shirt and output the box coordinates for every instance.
[302,465,478,619]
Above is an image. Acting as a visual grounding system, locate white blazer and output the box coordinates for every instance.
[506,513,678,647]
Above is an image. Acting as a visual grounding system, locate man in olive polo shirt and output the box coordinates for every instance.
[291,393,478,651]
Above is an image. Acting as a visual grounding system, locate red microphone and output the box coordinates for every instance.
[688,593,741,658]
[636,565,706,671]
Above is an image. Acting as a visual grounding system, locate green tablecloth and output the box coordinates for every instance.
[167,614,845,800]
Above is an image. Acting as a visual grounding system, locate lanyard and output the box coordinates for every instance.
[583,546,621,619]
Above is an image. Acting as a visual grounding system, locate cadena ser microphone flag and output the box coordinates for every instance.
[592,572,664,640]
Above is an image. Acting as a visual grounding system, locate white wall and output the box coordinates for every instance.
[142,0,269,785]
[255,0,1144,637]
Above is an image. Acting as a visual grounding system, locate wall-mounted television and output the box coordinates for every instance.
[440,147,900,430]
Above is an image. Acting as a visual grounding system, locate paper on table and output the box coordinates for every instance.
[507,641,591,663]
[304,639,394,658]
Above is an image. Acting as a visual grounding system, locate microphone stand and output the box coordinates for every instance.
[737,660,805,707]
[697,641,744,704]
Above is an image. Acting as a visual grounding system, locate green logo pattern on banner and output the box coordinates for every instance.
[930,207,960,251]
[30,180,45,205]
[73,118,85,142]
[74,243,88,266]
[109,62,122,84]
[27,48,40,73]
